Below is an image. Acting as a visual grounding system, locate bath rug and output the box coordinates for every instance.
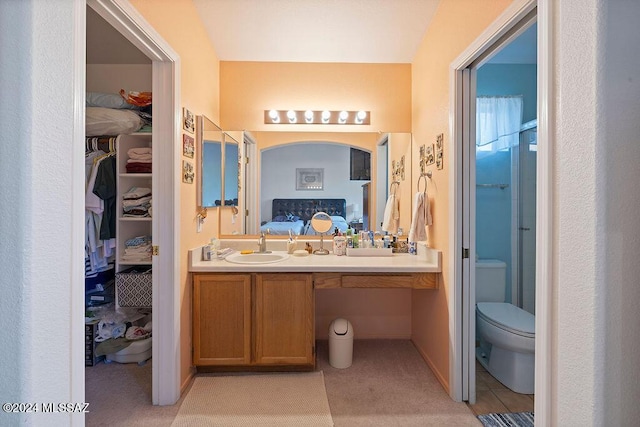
[172,371,333,426]
[478,411,534,427]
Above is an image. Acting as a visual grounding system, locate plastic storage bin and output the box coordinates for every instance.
[329,318,354,369]
[105,337,152,365]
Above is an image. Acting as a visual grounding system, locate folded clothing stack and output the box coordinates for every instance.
[126,147,152,173]
[122,235,152,263]
[122,186,152,218]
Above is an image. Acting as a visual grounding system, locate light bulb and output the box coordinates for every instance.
[321,110,331,123]
[355,110,367,124]
[268,109,280,123]
[339,110,348,124]
[304,110,314,123]
[287,110,297,123]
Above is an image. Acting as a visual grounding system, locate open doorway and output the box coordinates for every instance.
[82,0,181,406]
[473,23,537,412]
[448,0,541,411]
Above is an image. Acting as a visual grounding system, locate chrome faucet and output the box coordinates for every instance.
[257,231,270,253]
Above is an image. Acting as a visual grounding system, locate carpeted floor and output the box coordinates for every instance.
[86,339,481,426]
[317,340,480,426]
[172,372,333,426]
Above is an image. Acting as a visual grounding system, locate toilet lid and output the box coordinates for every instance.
[476,302,535,338]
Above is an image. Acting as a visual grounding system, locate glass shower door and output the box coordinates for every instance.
[518,123,537,314]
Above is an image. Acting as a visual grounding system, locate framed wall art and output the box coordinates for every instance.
[182,160,194,184]
[182,108,195,134]
[182,133,194,158]
[296,168,324,191]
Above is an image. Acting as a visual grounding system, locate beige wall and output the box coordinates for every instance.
[220,61,411,133]
[410,0,512,392]
[129,0,221,390]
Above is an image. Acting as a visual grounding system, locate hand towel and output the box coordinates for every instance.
[381,193,399,234]
[127,147,152,157]
[408,191,433,242]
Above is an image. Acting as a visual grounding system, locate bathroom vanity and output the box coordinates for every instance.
[188,242,441,371]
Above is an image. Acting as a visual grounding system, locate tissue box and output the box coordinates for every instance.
[116,267,152,307]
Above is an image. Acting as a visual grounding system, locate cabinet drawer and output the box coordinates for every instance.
[341,273,437,289]
[313,273,342,289]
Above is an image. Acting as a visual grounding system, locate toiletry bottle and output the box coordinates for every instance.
[202,244,212,261]
[333,235,346,256]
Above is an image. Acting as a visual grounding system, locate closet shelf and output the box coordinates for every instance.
[119,260,152,266]
[119,217,152,222]
[119,173,152,178]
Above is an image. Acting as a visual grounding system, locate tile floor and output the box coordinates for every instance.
[466,360,535,416]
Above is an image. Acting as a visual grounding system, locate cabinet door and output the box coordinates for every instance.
[193,274,251,366]
[254,273,314,366]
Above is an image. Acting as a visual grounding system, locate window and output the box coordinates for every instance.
[350,148,370,180]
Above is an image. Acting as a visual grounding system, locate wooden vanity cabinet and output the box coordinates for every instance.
[193,274,251,366]
[192,273,315,369]
[254,273,314,366]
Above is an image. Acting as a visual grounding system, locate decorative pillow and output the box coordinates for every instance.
[272,215,287,222]
[331,215,347,224]
[86,92,138,110]
[285,213,301,222]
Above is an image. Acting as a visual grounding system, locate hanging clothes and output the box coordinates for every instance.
[84,138,117,276]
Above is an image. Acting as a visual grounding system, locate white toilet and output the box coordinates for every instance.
[476,259,535,394]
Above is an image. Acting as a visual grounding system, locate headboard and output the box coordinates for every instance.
[271,198,347,224]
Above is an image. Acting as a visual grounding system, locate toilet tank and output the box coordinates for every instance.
[476,259,507,303]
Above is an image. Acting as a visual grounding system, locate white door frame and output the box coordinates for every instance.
[449,0,551,421]
[83,0,181,406]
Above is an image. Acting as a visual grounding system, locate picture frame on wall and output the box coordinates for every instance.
[182,108,195,134]
[296,168,324,191]
[182,134,194,158]
[425,144,435,166]
[182,160,194,184]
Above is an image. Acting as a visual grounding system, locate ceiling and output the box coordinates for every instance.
[87,1,536,65]
[192,0,440,63]
[86,6,150,64]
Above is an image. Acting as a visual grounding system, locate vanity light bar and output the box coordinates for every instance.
[264,110,370,125]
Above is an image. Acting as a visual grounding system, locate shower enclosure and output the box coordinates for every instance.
[475,119,537,314]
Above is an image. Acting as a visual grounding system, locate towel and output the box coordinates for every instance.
[127,147,152,160]
[408,191,432,242]
[381,193,399,234]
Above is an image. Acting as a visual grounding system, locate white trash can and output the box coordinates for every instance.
[328,318,353,369]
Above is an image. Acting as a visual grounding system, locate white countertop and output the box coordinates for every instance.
[188,241,441,273]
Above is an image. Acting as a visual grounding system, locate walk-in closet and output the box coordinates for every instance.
[84,5,154,399]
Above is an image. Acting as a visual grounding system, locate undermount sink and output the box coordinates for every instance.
[225,252,289,265]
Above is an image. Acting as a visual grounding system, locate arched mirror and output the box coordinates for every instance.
[197,115,223,208]
[216,131,412,239]
[310,212,333,255]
